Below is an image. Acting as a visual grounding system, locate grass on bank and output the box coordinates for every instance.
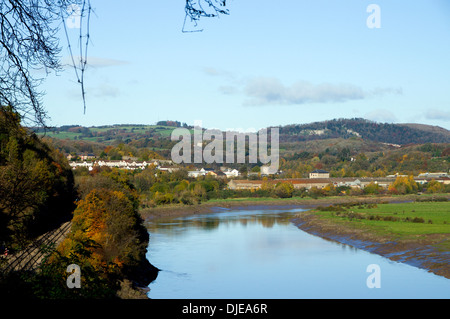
[308,201,450,249]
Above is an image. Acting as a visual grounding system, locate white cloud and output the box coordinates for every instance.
[424,108,450,121]
[244,77,366,105]
[370,87,403,96]
[212,74,402,106]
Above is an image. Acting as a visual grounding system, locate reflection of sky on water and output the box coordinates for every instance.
[146,207,450,299]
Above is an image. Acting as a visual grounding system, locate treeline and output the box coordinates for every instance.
[78,166,227,207]
[280,143,450,179]
[28,169,158,298]
[0,108,157,299]
[0,107,76,248]
[279,118,450,144]
[74,164,450,212]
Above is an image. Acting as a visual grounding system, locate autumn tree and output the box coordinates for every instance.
[364,182,382,194]
[274,182,294,198]
[425,179,444,194]
[51,187,154,297]
[388,175,419,195]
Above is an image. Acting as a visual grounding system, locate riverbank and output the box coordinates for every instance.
[140,194,422,220]
[291,200,450,280]
[140,194,450,281]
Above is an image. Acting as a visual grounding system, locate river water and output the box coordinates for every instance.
[145,206,450,299]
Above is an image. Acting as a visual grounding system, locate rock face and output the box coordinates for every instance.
[130,255,160,288]
[122,230,160,295]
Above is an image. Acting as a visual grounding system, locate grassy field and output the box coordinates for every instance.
[36,124,178,143]
[309,201,450,243]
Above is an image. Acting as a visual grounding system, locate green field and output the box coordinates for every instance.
[36,124,178,143]
[310,201,450,242]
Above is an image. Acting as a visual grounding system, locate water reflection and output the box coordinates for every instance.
[146,207,450,299]
[146,210,295,234]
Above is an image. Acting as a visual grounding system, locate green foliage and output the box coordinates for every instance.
[364,182,382,194]
[0,107,76,247]
[425,179,444,193]
[279,118,450,145]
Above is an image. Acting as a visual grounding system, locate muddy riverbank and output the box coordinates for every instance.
[291,212,450,279]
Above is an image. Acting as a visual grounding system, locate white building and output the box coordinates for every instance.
[222,168,240,178]
[418,172,449,178]
[69,160,157,171]
[309,169,330,179]
[188,168,217,178]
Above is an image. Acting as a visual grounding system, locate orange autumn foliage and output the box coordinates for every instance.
[58,188,147,276]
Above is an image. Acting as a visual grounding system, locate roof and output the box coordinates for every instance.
[229,177,399,185]
[230,178,333,185]
[310,169,329,174]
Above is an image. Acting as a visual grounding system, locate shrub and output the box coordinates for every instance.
[274,182,294,198]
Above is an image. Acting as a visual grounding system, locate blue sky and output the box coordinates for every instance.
[40,0,450,130]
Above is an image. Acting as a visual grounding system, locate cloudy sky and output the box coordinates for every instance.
[40,0,450,130]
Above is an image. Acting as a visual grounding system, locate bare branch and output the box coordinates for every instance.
[184,0,229,32]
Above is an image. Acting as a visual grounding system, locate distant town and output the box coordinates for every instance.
[67,154,450,192]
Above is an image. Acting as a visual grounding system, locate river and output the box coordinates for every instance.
[145,206,450,299]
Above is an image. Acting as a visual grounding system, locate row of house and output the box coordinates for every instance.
[227,176,450,191]
[69,160,161,170]
[68,159,242,179]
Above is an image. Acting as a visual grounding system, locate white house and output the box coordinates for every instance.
[188,167,216,178]
[157,166,180,173]
[223,168,240,178]
[70,160,155,171]
[309,169,330,179]
[188,170,203,178]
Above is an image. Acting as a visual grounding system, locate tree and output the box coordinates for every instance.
[261,177,274,191]
[425,179,444,194]
[1,0,229,126]
[322,183,337,196]
[388,175,418,194]
[0,106,76,246]
[364,182,382,194]
[184,0,229,32]
[274,182,294,198]
[0,0,93,125]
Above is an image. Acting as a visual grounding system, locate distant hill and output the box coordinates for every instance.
[31,118,450,147]
[398,123,450,136]
[280,137,395,157]
[31,123,191,145]
[277,118,450,145]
